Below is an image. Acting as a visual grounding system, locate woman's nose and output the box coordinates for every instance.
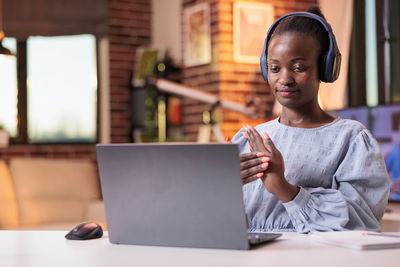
[278,69,295,85]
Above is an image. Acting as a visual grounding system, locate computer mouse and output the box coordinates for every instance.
[65,222,103,240]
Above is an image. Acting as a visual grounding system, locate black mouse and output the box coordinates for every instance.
[65,222,103,240]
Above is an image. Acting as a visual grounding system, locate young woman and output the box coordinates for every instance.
[232,7,390,233]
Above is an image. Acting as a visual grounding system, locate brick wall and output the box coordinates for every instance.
[109,0,152,143]
[181,0,317,140]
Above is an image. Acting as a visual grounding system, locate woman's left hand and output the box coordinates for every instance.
[243,125,299,202]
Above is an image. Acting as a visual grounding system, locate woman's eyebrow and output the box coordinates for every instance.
[290,57,306,62]
[268,57,306,64]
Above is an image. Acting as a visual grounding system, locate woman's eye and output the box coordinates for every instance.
[269,65,279,73]
[293,65,306,72]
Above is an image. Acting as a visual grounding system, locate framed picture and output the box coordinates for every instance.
[183,3,211,67]
[132,47,159,87]
[233,2,274,63]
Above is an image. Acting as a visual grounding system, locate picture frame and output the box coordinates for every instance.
[132,47,159,87]
[183,3,211,67]
[233,2,274,64]
[131,45,165,87]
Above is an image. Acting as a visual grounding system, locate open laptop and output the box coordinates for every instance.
[96,143,281,250]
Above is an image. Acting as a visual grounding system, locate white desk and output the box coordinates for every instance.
[0,230,398,267]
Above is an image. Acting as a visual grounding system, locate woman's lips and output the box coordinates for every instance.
[277,89,299,97]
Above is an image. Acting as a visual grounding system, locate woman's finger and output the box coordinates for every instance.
[241,162,269,179]
[247,125,270,153]
[262,132,276,152]
[239,152,266,162]
[247,125,259,142]
[242,174,264,185]
[240,156,270,170]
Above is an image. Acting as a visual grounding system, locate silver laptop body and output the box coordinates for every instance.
[96,143,280,250]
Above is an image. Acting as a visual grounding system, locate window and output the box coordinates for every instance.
[27,35,98,143]
[384,0,400,102]
[0,37,18,137]
[1,34,98,144]
[349,0,400,107]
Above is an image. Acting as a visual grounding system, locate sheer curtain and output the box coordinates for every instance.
[318,0,353,110]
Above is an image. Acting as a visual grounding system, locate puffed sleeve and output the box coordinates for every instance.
[282,130,390,233]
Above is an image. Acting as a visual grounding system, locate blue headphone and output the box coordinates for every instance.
[260,12,341,83]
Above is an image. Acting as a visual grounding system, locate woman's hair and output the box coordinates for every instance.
[270,6,330,56]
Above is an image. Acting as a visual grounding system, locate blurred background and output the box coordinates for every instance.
[1,0,400,230]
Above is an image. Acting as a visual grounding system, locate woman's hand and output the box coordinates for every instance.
[228,135,270,185]
[242,125,299,202]
[239,152,270,185]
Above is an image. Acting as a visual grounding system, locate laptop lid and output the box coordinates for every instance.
[96,143,250,250]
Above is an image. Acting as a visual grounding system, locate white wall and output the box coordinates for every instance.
[151,0,182,65]
[318,0,353,110]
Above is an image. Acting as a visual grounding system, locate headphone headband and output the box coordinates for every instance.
[260,12,341,83]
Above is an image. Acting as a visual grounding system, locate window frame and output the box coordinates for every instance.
[348,0,367,107]
[375,0,400,104]
[9,37,100,145]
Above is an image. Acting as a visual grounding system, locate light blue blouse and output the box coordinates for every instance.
[232,117,390,233]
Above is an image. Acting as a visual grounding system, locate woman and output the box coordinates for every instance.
[232,7,389,233]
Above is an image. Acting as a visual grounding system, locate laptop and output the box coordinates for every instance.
[96,143,281,250]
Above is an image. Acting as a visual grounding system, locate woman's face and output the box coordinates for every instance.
[267,33,321,110]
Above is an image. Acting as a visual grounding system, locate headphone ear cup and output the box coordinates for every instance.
[320,50,341,82]
[320,35,341,82]
[260,41,269,83]
[319,52,328,82]
[331,53,341,81]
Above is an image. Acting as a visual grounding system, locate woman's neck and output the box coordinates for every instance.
[279,105,335,128]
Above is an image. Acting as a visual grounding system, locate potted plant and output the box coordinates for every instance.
[0,123,10,147]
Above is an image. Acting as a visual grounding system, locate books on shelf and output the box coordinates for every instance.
[311,231,400,250]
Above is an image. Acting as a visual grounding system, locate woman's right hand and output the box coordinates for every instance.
[239,152,270,185]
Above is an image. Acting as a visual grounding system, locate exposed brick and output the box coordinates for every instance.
[108,0,151,143]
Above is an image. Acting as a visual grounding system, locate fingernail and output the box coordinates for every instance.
[256,152,266,157]
[261,163,269,169]
[242,132,249,138]
[226,136,231,142]
[263,132,270,139]
[261,157,270,162]
[256,173,264,178]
